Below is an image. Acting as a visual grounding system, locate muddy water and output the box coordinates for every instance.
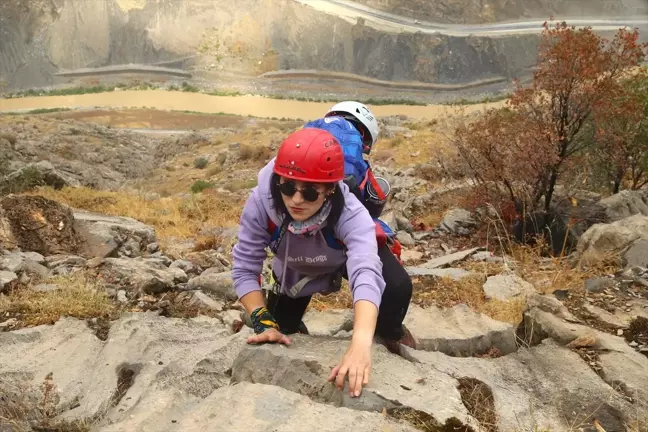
[0,90,506,120]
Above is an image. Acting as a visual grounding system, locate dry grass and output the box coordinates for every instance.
[372,121,453,168]
[412,274,526,325]
[457,377,498,432]
[0,373,92,432]
[239,143,273,161]
[0,272,118,328]
[25,186,242,247]
[310,280,353,311]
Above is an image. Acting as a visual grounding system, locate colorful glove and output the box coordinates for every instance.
[250,306,280,335]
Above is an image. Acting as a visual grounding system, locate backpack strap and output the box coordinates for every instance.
[359,168,386,201]
[321,225,345,251]
[267,217,290,254]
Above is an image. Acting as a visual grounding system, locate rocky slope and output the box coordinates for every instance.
[0,0,542,93]
[1,111,648,431]
[1,188,648,431]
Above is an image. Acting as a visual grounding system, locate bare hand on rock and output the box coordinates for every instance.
[328,340,372,397]
[246,328,292,345]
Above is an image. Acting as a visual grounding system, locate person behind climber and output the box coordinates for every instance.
[231,127,415,398]
[323,100,380,156]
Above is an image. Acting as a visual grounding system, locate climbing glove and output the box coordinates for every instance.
[250,306,280,335]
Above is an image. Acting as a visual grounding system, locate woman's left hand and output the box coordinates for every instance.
[328,339,372,397]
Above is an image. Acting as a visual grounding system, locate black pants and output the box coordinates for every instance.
[266,244,413,341]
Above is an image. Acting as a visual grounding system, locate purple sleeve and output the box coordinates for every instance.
[231,190,271,299]
[335,195,385,308]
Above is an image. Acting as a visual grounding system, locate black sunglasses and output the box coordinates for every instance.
[279,181,324,202]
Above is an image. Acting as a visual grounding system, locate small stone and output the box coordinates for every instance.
[86,257,104,268]
[189,291,224,312]
[396,231,415,246]
[31,284,60,293]
[552,290,570,300]
[117,290,128,303]
[0,318,18,328]
[617,329,624,336]
[0,270,18,291]
[584,277,614,293]
[147,242,160,254]
[629,341,639,347]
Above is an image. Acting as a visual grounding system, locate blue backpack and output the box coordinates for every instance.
[265,116,402,260]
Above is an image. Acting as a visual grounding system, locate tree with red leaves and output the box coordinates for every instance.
[593,73,648,192]
[455,21,648,216]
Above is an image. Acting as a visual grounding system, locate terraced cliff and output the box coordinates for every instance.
[0,0,540,92]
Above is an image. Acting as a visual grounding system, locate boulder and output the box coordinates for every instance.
[0,270,17,291]
[482,274,535,301]
[0,160,80,191]
[0,250,50,281]
[623,238,648,268]
[169,259,201,277]
[96,257,181,293]
[598,189,648,222]
[403,304,517,356]
[437,208,478,236]
[186,271,236,300]
[573,214,648,267]
[45,254,87,275]
[396,230,415,246]
[0,195,80,255]
[73,210,157,259]
[183,250,229,272]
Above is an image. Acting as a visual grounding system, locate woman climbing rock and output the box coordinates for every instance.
[231,127,415,398]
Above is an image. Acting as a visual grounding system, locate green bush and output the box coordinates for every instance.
[191,180,214,194]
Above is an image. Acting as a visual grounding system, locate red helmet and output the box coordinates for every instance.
[273,128,344,183]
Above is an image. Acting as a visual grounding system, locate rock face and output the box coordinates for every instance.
[0,313,242,428]
[574,214,648,267]
[519,306,648,408]
[100,382,419,432]
[0,117,159,191]
[0,161,81,192]
[0,308,645,432]
[0,0,542,93]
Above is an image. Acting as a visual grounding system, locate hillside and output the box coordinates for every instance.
[352,0,648,23]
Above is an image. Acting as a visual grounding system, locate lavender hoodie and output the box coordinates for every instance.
[231,158,385,308]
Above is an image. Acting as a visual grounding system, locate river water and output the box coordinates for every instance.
[0,90,505,120]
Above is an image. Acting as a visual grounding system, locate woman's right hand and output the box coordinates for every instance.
[247,328,292,345]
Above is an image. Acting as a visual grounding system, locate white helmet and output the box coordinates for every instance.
[325,101,379,154]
